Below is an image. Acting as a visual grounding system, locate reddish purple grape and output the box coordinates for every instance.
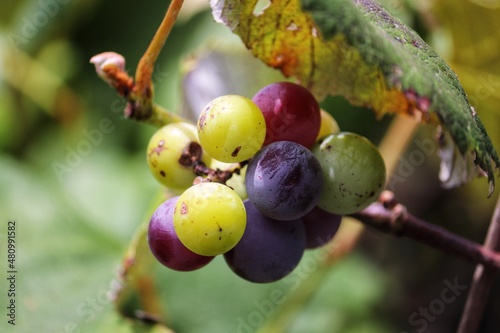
[302,206,342,249]
[245,141,323,221]
[252,82,321,148]
[224,201,306,283]
[148,197,214,271]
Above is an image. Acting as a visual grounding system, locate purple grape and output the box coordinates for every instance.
[252,82,321,148]
[224,201,306,283]
[302,206,342,249]
[245,141,323,221]
[148,197,214,271]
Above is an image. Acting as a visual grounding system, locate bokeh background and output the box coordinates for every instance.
[1,0,499,332]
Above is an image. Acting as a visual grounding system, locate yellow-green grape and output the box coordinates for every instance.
[147,123,211,191]
[316,109,340,141]
[173,182,246,256]
[312,132,386,215]
[210,159,248,200]
[197,95,266,163]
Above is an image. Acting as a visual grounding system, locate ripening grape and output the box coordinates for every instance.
[173,182,246,256]
[245,141,323,221]
[302,206,342,249]
[252,82,321,148]
[224,201,306,283]
[312,133,386,215]
[316,109,340,141]
[197,95,266,163]
[147,122,211,191]
[148,197,214,271]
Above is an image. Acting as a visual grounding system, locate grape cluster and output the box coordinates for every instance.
[146,82,386,283]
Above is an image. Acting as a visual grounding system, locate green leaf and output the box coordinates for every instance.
[209,0,500,194]
[0,147,168,332]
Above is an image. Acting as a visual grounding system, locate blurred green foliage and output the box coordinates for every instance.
[1,0,499,332]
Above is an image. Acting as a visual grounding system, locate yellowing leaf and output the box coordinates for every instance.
[210,0,500,194]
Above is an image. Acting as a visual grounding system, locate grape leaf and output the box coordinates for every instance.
[209,0,500,194]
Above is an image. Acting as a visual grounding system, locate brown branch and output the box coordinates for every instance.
[132,0,185,118]
[351,191,500,271]
[457,194,500,333]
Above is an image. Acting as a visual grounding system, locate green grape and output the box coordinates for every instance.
[173,182,246,256]
[197,95,266,163]
[210,159,248,200]
[312,132,386,215]
[147,122,211,191]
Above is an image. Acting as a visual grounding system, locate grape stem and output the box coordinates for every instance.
[178,142,248,184]
[351,191,500,271]
[192,161,248,184]
[457,194,500,333]
[90,0,186,127]
[132,0,184,118]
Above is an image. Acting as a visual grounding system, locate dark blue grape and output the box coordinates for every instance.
[302,206,342,249]
[224,201,306,283]
[245,141,323,221]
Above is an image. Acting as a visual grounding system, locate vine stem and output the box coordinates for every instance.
[133,0,185,105]
[457,194,500,333]
[352,191,500,270]
[91,0,187,127]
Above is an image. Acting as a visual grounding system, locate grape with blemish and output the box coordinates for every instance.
[147,122,211,191]
[312,132,386,215]
[148,197,214,271]
[197,95,266,163]
[173,182,246,256]
[245,141,323,221]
